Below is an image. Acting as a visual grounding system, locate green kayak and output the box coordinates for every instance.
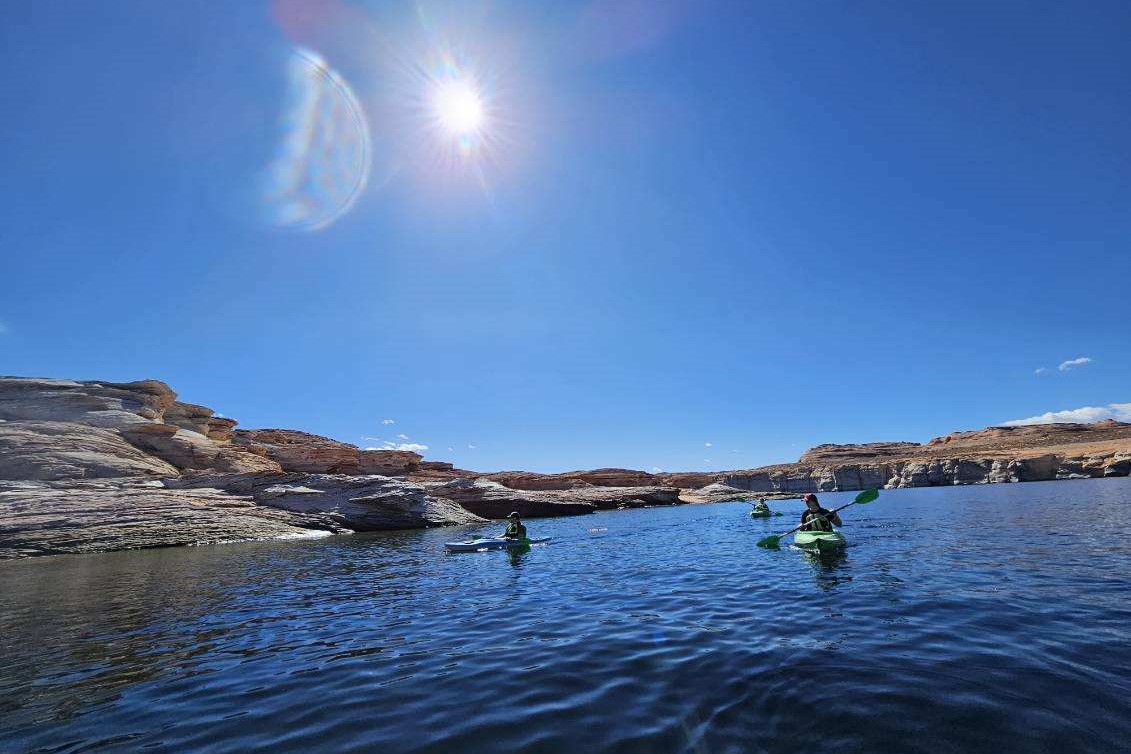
[749,509,782,518]
[793,530,846,553]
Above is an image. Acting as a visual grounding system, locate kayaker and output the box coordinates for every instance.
[752,497,770,514]
[800,493,841,532]
[503,511,527,540]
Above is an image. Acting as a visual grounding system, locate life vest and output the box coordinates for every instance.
[803,510,833,532]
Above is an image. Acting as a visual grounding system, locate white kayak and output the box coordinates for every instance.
[444,536,551,553]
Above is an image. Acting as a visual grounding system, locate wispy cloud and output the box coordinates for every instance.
[1034,367,1047,375]
[651,466,663,473]
[396,433,409,440]
[1002,402,1131,426]
[1058,356,1092,372]
[467,443,477,449]
[381,418,395,425]
[704,442,712,447]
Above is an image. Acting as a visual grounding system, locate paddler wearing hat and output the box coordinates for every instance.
[503,511,527,540]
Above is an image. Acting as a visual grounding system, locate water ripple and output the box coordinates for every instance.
[2,479,1130,753]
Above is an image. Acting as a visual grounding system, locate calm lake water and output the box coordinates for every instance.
[2,478,1130,753]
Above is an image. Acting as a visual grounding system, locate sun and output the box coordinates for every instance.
[432,80,484,136]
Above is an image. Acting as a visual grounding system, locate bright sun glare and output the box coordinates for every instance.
[432,80,484,136]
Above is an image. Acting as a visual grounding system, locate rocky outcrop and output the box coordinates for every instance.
[0,377,176,428]
[231,429,423,476]
[0,478,349,559]
[164,401,237,442]
[720,446,1131,493]
[799,442,921,465]
[0,421,180,480]
[424,478,596,518]
[360,449,423,475]
[169,473,484,531]
[566,485,682,509]
[121,423,282,474]
[484,467,658,490]
[482,467,714,491]
[423,478,683,518]
[231,429,361,473]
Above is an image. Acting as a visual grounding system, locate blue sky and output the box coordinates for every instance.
[2,1,1129,473]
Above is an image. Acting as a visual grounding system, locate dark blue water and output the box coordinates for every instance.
[2,478,1130,753]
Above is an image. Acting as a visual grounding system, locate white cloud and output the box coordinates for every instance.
[468,443,477,449]
[732,449,740,453]
[1002,402,1131,426]
[1034,367,1047,375]
[378,441,428,452]
[704,442,712,447]
[447,446,454,452]
[1058,357,1092,372]
[651,466,663,473]
[396,433,409,440]
[381,418,395,425]
[362,437,429,452]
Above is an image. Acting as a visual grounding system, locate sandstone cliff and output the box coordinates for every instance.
[4,373,1130,560]
[719,422,1131,493]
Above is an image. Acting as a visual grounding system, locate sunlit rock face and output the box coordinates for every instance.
[259,48,370,231]
[0,478,348,559]
[121,424,282,474]
[0,421,180,481]
[0,377,176,429]
[165,401,238,442]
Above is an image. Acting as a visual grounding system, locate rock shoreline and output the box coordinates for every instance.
[2,375,1129,559]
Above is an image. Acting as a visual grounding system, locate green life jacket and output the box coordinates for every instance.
[803,510,833,532]
[505,521,526,539]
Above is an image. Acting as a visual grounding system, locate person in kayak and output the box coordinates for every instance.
[752,497,771,514]
[800,493,841,532]
[503,511,527,540]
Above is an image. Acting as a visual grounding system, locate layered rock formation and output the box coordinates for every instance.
[0,478,349,559]
[0,421,180,481]
[231,429,423,476]
[423,478,683,518]
[4,373,1130,560]
[720,422,1131,493]
[169,473,486,531]
[0,377,486,559]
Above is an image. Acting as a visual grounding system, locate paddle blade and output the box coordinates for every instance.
[756,534,783,550]
[854,488,879,505]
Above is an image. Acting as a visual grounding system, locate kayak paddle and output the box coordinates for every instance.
[756,488,879,549]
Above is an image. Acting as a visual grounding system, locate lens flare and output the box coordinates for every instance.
[261,48,370,231]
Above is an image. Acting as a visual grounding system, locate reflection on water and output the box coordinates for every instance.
[2,478,1130,753]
